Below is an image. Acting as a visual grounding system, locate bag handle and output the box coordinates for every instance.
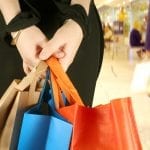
[26,61,48,105]
[15,61,48,91]
[27,77,45,106]
[50,72,67,109]
[46,57,84,109]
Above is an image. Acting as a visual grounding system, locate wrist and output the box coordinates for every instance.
[0,1,21,24]
[71,0,91,15]
[65,19,83,39]
[6,11,40,33]
[62,4,89,38]
[52,1,88,38]
[10,25,35,45]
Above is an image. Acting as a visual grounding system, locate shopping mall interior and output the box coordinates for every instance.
[93,0,150,149]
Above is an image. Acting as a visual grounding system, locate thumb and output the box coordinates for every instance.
[39,42,55,60]
[39,40,66,60]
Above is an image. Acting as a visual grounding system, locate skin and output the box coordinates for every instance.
[0,0,91,73]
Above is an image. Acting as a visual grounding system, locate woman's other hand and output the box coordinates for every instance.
[15,25,48,74]
[39,19,83,71]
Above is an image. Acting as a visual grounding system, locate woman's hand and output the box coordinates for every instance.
[39,19,83,71]
[15,25,48,74]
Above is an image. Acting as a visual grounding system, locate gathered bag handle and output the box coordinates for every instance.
[46,57,84,109]
[15,61,48,91]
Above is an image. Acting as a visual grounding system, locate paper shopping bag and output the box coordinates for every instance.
[0,80,19,134]
[47,57,142,150]
[17,72,72,150]
[0,61,47,150]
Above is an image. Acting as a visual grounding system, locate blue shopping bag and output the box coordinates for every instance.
[17,72,72,150]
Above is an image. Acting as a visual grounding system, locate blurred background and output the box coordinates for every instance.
[95,0,148,37]
[93,1,150,149]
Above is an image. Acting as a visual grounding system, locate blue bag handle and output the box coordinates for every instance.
[26,69,68,121]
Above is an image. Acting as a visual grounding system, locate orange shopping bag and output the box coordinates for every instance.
[47,57,142,150]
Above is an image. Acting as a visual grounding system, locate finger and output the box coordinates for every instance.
[58,46,76,72]
[23,62,31,74]
[34,59,41,67]
[39,49,52,60]
[58,53,72,72]
[39,41,57,60]
[23,61,39,74]
[36,38,48,55]
[53,50,65,58]
[39,39,65,60]
[25,60,40,72]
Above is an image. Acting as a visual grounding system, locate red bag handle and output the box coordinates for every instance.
[50,72,66,109]
[46,57,84,109]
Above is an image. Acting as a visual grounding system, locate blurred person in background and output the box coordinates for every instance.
[104,23,113,42]
[129,20,145,58]
[145,1,150,58]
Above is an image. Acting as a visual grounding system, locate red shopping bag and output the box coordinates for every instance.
[47,57,142,150]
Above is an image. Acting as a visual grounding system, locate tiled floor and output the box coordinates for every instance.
[93,47,150,149]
